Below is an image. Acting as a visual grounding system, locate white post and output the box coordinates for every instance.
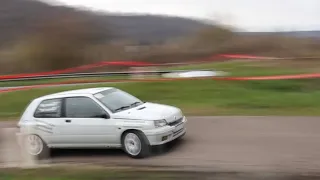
[130,67,145,79]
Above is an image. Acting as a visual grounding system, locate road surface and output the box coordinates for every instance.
[1,116,320,173]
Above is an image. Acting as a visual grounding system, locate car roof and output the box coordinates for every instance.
[38,87,114,100]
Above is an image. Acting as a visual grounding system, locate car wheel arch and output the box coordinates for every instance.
[120,129,150,145]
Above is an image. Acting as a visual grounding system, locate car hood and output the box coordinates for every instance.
[112,102,183,123]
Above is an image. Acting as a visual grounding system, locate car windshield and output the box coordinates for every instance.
[93,88,144,113]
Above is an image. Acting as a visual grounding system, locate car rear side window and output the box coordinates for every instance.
[65,97,105,118]
[34,99,62,118]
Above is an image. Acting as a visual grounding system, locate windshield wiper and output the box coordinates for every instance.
[115,102,143,112]
[114,105,130,112]
[130,101,142,107]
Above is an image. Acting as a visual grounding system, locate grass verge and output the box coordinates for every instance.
[0,167,319,180]
[0,168,197,180]
[164,60,317,76]
[0,76,128,87]
[1,78,320,120]
[1,60,318,87]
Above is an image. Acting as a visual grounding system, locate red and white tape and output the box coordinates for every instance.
[0,54,277,80]
[1,73,319,94]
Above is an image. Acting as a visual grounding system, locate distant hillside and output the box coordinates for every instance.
[105,15,212,43]
[0,0,319,47]
[0,0,211,45]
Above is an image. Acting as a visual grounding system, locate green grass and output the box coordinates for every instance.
[164,60,312,76]
[0,76,128,87]
[0,168,197,180]
[1,60,316,88]
[1,60,319,119]
[1,78,320,120]
[1,167,318,180]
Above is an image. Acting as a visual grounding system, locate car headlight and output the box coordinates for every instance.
[154,119,167,128]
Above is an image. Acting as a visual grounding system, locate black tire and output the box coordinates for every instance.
[121,130,150,159]
[23,134,50,161]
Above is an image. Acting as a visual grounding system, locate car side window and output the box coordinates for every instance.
[34,99,62,118]
[65,97,107,118]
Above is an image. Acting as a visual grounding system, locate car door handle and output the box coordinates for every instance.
[65,120,72,123]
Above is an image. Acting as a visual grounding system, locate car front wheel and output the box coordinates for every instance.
[122,131,150,159]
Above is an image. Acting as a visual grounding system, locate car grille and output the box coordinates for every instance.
[168,117,183,126]
[173,128,184,137]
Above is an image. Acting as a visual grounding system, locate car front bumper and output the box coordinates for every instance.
[144,116,187,146]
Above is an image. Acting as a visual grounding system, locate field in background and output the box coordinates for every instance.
[1,78,320,119]
[1,60,320,119]
[0,76,127,87]
[1,59,319,87]
[164,59,320,76]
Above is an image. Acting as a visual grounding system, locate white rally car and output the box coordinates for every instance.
[17,87,187,159]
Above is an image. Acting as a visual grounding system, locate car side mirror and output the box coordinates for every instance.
[96,113,109,119]
[101,114,110,119]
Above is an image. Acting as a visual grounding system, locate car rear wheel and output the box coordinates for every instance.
[122,131,150,159]
[24,134,49,160]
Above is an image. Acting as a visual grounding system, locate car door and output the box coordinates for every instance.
[59,96,118,146]
[33,98,65,145]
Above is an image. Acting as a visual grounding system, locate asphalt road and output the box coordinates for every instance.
[1,116,320,173]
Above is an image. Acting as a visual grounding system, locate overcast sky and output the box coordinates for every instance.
[53,0,320,32]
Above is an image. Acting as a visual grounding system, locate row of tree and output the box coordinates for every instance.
[1,9,320,74]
